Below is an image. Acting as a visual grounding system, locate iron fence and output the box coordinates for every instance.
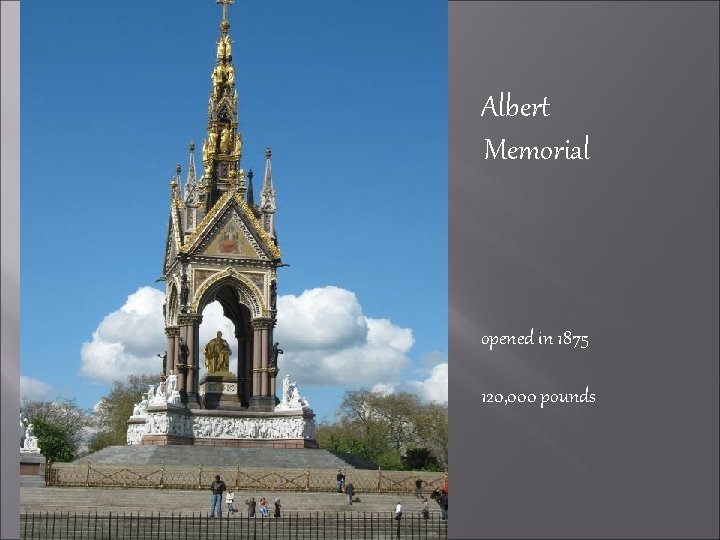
[20,511,449,539]
[47,463,448,495]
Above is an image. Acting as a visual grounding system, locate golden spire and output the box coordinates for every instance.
[217,0,234,27]
[202,0,244,207]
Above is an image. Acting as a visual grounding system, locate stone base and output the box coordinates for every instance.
[199,373,243,410]
[20,452,46,487]
[141,435,318,448]
[127,406,316,447]
[249,396,276,412]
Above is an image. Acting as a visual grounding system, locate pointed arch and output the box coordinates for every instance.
[192,267,265,318]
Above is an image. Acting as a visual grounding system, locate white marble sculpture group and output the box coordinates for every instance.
[127,373,315,445]
[20,416,41,454]
[130,372,182,418]
[276,374,311,410]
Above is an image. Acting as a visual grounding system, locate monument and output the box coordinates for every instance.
[127,0,315,448]
[20,416,47,487]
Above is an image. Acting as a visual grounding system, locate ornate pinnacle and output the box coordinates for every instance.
[265,147,272,159]
[217,0,234,26]
[247,168,255,206]
[189,141,195,152]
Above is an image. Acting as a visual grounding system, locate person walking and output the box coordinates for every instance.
[336,469,346,494]
[245,496,256,517]
[395,501,403,540]
[345,481,355,505]
[439,492,448,520]
[415,477,423,498]
[421,497,430,520]
[273,498,282,518]
[209,475,226,518]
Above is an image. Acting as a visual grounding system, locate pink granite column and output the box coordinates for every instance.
[177,325,188,393]
[252,323,262,398]
[261,326,269,396]
[165,327,178,376]
[244,335,253,406]
[177,313,202,408]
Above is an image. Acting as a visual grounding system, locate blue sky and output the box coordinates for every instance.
[20,0,447,423]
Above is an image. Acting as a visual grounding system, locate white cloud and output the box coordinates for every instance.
[370,362,449,404]
[79,284,420,393]
[80,288,243,383]
[276,287,413,387]
[80,286,166,382]
[409,362,448,403]
[20,376,53,401]
[276,287,368,350]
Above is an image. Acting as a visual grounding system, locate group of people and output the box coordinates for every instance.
[209,475,281,519]
[415,477,449,521]
[429,485,449,521]
[336,469,356,505]
[211,472,448,521]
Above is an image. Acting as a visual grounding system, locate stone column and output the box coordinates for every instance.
[249,317,274,411]
[268,325,278,403]
[243,335,253,407]
[177,326,188,393]
[236,336,249,405]
[178,313,202,408]
[270,370,277,401]
[252,323,261,397]
[165,327,180,378]
[261,325,269,395]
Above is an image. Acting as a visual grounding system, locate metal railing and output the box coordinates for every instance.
[47,462,448,494]
[20,511,449,539]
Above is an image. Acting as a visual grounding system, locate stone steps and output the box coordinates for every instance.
[73,446,373,470]
[21,487,444,516]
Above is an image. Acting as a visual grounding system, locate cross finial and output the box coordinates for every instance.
[217,0,234,23]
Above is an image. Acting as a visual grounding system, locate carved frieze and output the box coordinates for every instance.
[127,410,316,444]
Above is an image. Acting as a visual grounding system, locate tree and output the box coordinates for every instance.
[316,421,388,460]
[29,417,76,462]
[415,402,448,469]
[89,374,160,452]
[318,389,449,471]
[21,399,93,458]
[339,390,421,452]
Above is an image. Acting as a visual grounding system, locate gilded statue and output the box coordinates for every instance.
[233,133,242,156]
[206,131,218,159]
[204,331,231,373]
[211,65,223,90]
[219,127,232,153]
[225,64,235,86]
[217,36,232,59]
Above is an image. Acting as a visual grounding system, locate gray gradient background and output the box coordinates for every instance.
[449,2,718,538]
[1,2,21,539]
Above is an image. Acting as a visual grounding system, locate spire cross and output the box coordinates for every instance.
[217,0,234,23]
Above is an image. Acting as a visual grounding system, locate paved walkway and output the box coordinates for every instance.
[21,486,440,517]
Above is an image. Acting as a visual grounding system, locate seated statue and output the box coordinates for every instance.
[22,423,41,454]
[132,394,150,417]
[204,331,231,373]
